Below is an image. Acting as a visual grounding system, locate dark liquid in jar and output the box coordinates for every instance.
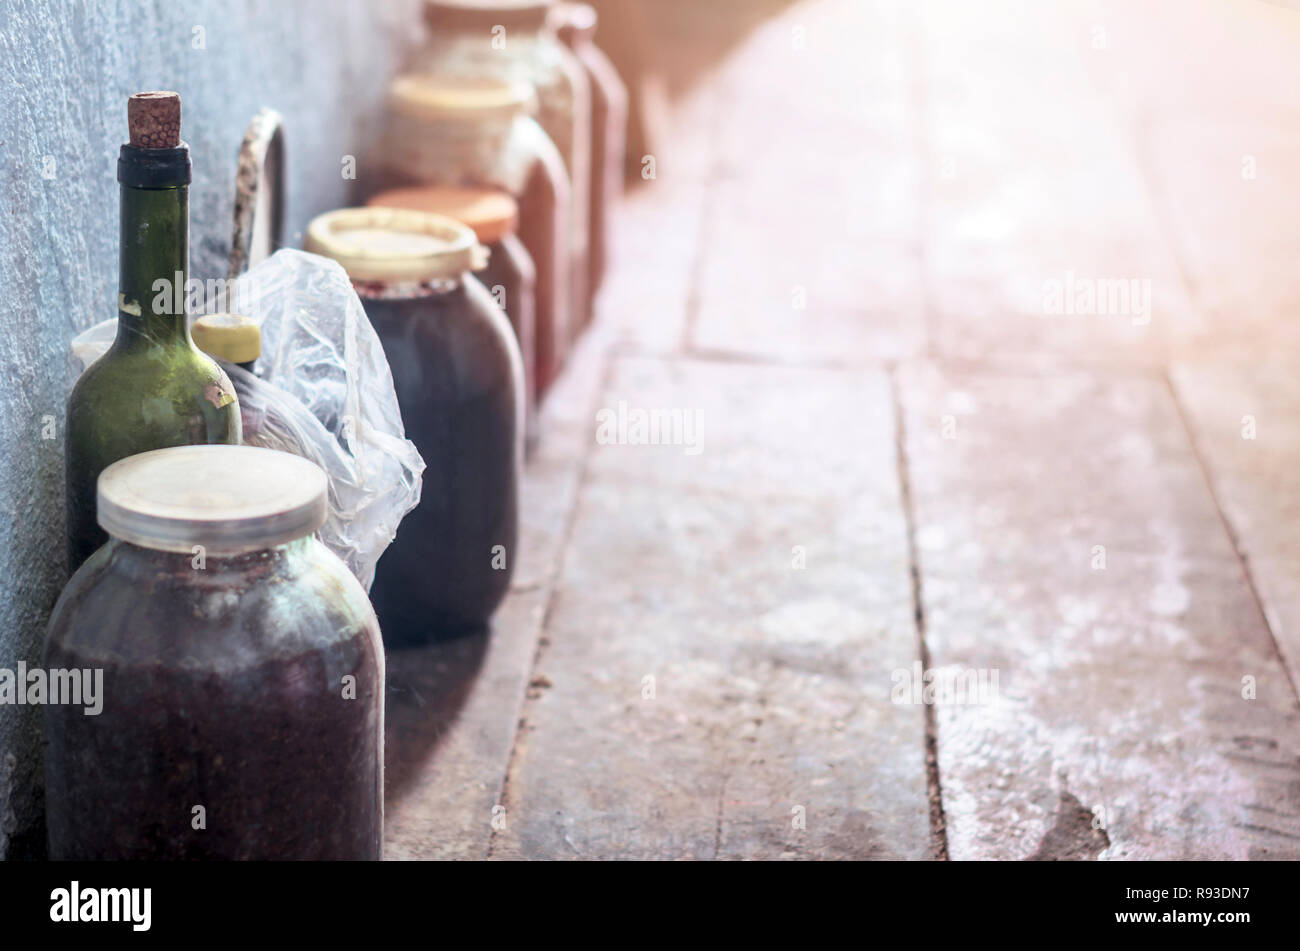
[362,275,521,644]
[44,538,384,860]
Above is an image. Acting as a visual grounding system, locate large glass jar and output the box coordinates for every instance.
[368,185,539,455]
[306,207,522,644]
[382,75,571,396]
[553,2,627,325]
[412,0,593,341]
[44,445,384,860]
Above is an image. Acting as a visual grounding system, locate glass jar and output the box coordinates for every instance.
[382,75,572,396]
[44,445,384,860]
[553,2,627,325]
[368,185,539,455]
[412,0,593,341]
[306,207,522,644]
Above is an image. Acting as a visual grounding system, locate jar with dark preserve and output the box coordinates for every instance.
[44,445,384,860]
[306,207,523,644]
[413,0,593,338]
[553,1,628,324]
[382,75,572,397]
[368,185,539,454]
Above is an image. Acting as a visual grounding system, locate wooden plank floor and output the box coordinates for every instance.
[384,0,1300,860]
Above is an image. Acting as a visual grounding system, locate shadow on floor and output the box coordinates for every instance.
[383,631,489,800]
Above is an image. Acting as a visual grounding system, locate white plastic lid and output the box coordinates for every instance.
[305,206,488,283]
[97,445,328,554]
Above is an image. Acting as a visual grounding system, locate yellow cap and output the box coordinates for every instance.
[192,313,261,364]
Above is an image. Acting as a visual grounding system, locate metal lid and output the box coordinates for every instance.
[387,74,536,123]
[192,313,261,364]
[305,206,488,283]
[97,446,327,555]
[367,185,518,245]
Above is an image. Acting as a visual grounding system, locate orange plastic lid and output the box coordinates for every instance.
[368,185,519,244]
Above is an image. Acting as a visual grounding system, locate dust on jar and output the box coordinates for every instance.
[380,74,572,397]
[43,445,384,860]
[305,206,523,645]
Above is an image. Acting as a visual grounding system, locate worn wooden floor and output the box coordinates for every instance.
[383,0,1300,860]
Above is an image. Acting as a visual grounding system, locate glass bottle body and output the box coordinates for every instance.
[65,177,240,574]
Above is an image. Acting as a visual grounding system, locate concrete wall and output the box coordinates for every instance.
[0,0,422,858]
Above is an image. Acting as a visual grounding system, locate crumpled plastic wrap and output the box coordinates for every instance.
[71,248,425,590]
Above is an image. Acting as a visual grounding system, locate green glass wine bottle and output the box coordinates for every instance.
[65,92,241,574]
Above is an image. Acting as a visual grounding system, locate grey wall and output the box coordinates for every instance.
[0,0,423,858]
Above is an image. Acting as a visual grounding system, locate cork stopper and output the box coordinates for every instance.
[128,91,181,148]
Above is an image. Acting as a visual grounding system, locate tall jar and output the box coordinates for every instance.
[44,445,384,860]
[306,207,523,645]
[383,75,572,396]
[368,185,539,455]
[553,2,627,325]
[412,0,593,343]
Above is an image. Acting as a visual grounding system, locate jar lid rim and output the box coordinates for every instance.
[305,206,488,283]
[97,446,327,555]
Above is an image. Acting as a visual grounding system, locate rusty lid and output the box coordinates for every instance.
[368,185,518,245]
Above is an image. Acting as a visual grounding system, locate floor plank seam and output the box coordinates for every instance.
[889,363,950,861]
[1164,368,1300,709]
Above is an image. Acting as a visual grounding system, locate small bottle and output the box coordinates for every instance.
[192,313,261,373]
[306,207,523,644]
[65,92,241,575]
[193,313,264,445]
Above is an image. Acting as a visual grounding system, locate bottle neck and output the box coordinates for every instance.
[116,144,193,349]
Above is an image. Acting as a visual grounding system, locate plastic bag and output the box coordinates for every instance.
[71,248,425,590]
